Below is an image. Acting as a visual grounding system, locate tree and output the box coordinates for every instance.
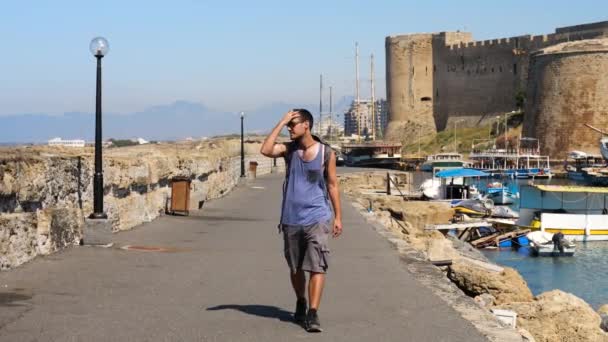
[515,89,526,110]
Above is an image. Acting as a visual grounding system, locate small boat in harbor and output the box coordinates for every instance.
[469,137,551,179]
[518,184,608,241]
[485,182,518,205]
[564,151,605,182]
[420,168,488,200]
[341,141,402,168]
[527,231,575,257]
[420,153,470,172]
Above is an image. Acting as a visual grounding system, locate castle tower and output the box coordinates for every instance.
[523,39,608,158]
[385,34,435,141]
[384,32,472,142]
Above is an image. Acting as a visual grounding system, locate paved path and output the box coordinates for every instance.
[0,173,487,341]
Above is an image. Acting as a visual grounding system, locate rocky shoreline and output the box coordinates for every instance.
[0,139,282,270]
[340,171,608,342]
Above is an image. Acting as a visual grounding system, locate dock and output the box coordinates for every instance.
[426,220,529,249]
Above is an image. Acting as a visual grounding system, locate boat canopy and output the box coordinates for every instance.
[533,185,608,194]
[520,185,608,211]
[435,168,489,178]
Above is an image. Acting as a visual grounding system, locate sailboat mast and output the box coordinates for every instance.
[371,53,376,141]
[355,42,360,142]
[329,85,333,142]
[319,74,323,137]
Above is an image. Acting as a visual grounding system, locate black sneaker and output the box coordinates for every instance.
[305,309,322,333]
[294,299,307,324]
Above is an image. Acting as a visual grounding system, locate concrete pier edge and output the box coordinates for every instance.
[347,199,526,341]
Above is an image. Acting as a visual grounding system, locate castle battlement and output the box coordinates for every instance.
[385,20,608,150]
[444,21,608,53]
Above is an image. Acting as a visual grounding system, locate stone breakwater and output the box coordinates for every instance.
[340,172,608,342]
[0,139,283,270]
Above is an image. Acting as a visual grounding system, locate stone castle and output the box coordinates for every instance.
[385,21,608,157]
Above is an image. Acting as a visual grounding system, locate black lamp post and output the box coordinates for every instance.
[89,37,109,219]
[240,112,245,177]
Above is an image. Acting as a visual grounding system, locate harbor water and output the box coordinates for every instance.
[483,242,608,309]
[412,171,608,309]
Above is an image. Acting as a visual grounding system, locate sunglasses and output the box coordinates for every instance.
[286,120,304,128]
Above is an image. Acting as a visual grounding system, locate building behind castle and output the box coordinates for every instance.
[385,21,608,158]
[343,99,388,139]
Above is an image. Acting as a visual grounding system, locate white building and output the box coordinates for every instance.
[343,99,388,139]
[316,115,344,139]
[48,137,86,147]
[135,137,149,145]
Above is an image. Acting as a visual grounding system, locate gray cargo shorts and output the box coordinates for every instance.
[282,220,332,274]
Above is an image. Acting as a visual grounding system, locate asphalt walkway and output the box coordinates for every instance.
[0,172,487,341]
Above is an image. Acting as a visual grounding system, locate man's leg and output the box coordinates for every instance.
[308,272,325,310]
[290,269,306,300]
[291,269,308,324]
[306,272,325,332]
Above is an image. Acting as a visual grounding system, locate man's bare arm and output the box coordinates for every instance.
[260,111,298,158]
[326,151,343,237]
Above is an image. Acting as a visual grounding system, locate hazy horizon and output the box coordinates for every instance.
[1,1,607,141]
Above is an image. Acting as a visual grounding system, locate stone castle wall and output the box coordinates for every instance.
[385,21,608,152]
[0,140,285,270]
[523,40,608,158]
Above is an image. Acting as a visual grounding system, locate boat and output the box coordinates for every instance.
[564,151,605,181]
[582,167,608,186]
[485,182,518,205]
[341,141,402,168]
[526,231,575,256]
[420,168,488,200]
[420,153,470,172]
[330,145,346,166]
[584,124,608,161]
[469,137,551,178]
[518,184,608,241]
[452,198,494,217]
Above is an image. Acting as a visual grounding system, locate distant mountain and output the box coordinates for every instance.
[0,100,317,143]
[242,101,316,134]
[333,95,355,114]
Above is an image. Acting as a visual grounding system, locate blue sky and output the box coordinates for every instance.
[1,0,607,117]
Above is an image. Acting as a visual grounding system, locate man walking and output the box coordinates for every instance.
[260,109,343,332]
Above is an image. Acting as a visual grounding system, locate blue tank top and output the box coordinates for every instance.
[281,143,332,226]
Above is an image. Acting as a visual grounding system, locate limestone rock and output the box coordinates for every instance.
[518,327,536,342]
[599,304,608,332]
[0,213,37,269]
[474,293,496,308]
[425,238,458,262]
[499,290,608,342]
[447,259,533,305]
[0,140,278,270]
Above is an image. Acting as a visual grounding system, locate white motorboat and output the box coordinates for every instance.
[526,231,575,257]
[486,187,517,205]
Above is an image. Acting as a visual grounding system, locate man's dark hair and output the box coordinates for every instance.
[294,108,314,130]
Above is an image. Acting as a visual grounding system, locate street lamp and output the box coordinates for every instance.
[494,116,500,149]
[454,119,463,152]
[89,37,109,219]
[240,112,245,178]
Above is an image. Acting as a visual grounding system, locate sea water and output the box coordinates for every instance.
[483,242,608,309]
[412,171,608,308]
[484,176,608,309]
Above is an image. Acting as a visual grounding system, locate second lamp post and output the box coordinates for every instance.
[240,112,245,178]
[89,37,109,219]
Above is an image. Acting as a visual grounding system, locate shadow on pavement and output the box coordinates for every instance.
[0,292,32,307]
[206,304,297,324]
[176,215,264,222]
